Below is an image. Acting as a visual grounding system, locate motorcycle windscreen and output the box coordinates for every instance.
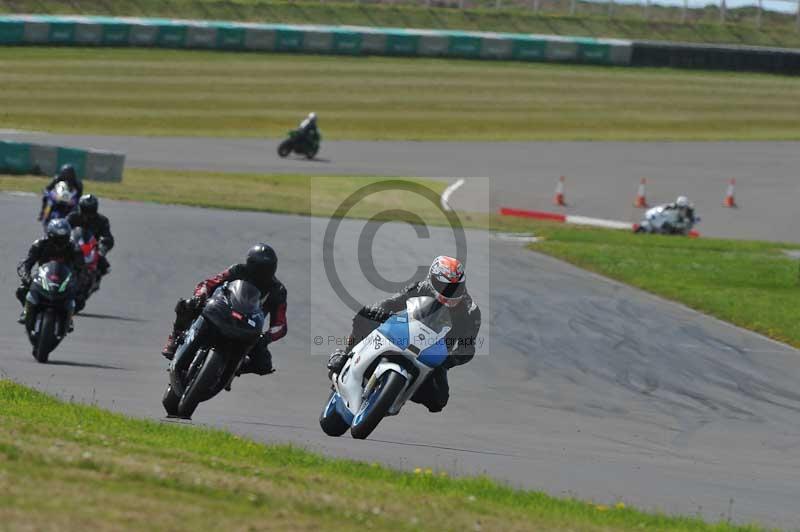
[227,280,262,316]
[33,261,74,300]
[406,296,452,336]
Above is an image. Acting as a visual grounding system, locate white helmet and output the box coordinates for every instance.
[675,196,689,208]
[308,112,317,122]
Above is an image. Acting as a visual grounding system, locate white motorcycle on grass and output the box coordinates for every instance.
[320,296,451,440]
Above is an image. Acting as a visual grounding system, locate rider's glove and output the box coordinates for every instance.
[188,295,206,312]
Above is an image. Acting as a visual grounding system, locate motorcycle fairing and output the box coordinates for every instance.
[333,297,453,421]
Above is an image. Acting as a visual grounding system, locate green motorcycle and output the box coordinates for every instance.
[277,128,320,159]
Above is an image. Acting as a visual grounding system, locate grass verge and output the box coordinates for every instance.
[2,48,800,140]
[0,170,450,220]
[0,379,765,531]
[519,221,800,348]
[2,0,800,49]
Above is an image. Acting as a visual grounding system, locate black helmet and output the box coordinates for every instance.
[78,194,99,216]
[57,163,77,183]
[245,243,277,279]
[46,218,72,247]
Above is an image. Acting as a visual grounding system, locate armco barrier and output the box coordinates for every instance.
[0,140,124,182]
[0,15,633,66]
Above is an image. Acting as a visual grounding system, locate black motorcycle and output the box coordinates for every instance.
[277,128,320,159]
[162,280,265,419]
[21,260,77,363]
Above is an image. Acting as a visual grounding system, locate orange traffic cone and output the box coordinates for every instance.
[553,176,566,207]
[723,178,737,208]
[633,178,648,208]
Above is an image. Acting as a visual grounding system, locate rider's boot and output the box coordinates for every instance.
[161,330,183,361]
[66,309,75,333]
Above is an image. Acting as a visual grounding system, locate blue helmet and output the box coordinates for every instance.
[46,218,72,246]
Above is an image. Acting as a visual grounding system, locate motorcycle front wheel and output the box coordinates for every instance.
[177,349,226,419]
[277,140,292,158]
[350,370,407,440]
[319,390,350,437]
[162,384,180,417]
[34,309,59,363]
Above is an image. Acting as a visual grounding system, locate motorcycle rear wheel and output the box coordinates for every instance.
[350,370,406,440]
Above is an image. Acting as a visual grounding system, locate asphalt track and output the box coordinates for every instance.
[4,132,800,242]
[2,193,800,529]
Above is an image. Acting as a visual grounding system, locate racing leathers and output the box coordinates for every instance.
[66,210,114,276]
[663,203,697,232]
[298,118,320,147]
[331,280,481,413]
[162,264,288,375]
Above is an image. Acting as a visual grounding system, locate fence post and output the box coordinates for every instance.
[720,0,726,23]
[570,0,577,15]
[644,0,650,19]
[756,0,762,28]
[682,0,688,22]
[532,0,541,12]
[496,0,502,8]
[608,0,615,18]
[796,0,800,31]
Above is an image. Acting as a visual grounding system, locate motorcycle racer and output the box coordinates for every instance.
[16,218,84,329]
[67,194,114,278]
[161,244,287,377]
[327,256,481,413]
[38,164,83,221]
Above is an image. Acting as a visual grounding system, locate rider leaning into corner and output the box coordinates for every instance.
[161,244,288,376]
[38,164,83,221]
[16,218,85,329]
[327,256,481,413]
[67,194,115,278]
[664,195,698,229]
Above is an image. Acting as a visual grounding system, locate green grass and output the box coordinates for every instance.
[519,221,800,348]
[0,171,451,221]
[0,380,766,531]
[3,0,800,49]
[3,47,800,140]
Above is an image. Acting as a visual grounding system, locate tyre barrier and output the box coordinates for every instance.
[631,40,800,75]
[0,140,125,182]
[0,15,633,66]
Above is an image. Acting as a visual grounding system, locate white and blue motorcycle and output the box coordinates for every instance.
[320,296,451,440]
